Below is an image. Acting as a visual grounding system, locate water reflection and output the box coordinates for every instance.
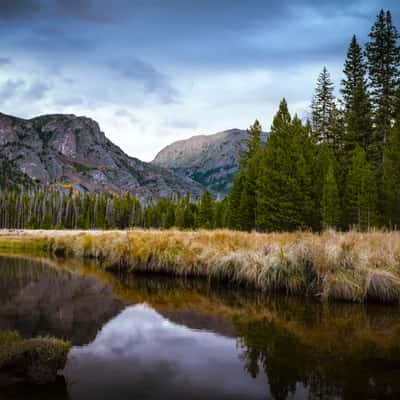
[64,304,269,400]
[0,255,123,344]
[1,254,400,399]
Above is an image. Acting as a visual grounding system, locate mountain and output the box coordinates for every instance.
[0,112,203,198]
[0,157,36,190]
[152,129,268,197]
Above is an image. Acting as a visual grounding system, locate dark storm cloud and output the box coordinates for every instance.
[0,0,399,113]
[1,0,399,71]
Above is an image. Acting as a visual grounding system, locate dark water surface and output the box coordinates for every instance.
[1,254,400,400]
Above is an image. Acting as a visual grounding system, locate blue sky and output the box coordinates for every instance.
[0,0,398,161]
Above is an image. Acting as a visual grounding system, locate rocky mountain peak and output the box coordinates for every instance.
[0,112,203,198]
[152,129,268,197]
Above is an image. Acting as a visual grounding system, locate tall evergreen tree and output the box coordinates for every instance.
[383,115,400,227]
[256,100,316,231]
[341,35,373,155]
[226,119,263,231]
[214,197,228,228]
[344,146,377,230]
[365,9,400,165]
[227,174,243,230]
[314,142,338,228]
[311,66,336,143]
[198,190,215,229]
[239,119,263,168]
[239,120,263,231]
[321,163,341,229]
[238,182,254,232]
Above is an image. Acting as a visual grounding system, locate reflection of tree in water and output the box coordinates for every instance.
[236,317,310,400]
[235,313,400,400]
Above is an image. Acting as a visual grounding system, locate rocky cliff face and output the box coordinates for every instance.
[0,112,202,198]
[152,129,268,197]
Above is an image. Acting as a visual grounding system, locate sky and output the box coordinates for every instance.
[0,0,399,161]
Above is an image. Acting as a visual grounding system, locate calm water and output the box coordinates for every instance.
[1,254,400,400]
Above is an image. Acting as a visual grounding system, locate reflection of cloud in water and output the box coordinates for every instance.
[64,304,273,400]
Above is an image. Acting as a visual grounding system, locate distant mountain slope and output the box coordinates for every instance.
[0,112,203,198]
[0,158,36,190]
[152,129,268,196]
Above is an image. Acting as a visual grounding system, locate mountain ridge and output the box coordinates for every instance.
[152,128,268,196]
[0,112,203,198]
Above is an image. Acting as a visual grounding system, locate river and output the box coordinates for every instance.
[0,254,399,399]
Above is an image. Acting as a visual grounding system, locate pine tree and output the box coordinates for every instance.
[214,197,228,228]
[256,99,291,231]
[314,142,343,228]
[236,119,264,231]
[328,103,346,158]
[321,163,341,229]
[239,119,263,169]
[291,115,317,229]
[341,35,373,155]
[383,116,400,227]
[198,190,215,229]
[164,204,175,229]
[256,100,316,231]
[227,174,243,230]
[311,66,336,143]
[238,181,253,231]
[175,201,185,229]
[344,146,377,230]
[183,203,196,229]
[366,9,400,165]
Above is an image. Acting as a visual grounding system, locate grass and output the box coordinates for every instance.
[0,331,71,384]
[1,229,400,303]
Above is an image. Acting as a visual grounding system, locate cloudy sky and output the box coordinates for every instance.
[0,0,398,161]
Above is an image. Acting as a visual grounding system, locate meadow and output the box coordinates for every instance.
[0,229,400,303]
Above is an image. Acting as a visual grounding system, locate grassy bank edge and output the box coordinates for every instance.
[1,229,400,304]
[0,331,71,384]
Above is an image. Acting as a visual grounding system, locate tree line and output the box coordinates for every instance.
[0,190,218,230]
[0,9,399,232]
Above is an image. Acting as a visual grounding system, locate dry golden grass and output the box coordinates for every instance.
[1,228,400,303]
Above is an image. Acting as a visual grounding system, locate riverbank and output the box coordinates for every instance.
[0,229,400,303]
